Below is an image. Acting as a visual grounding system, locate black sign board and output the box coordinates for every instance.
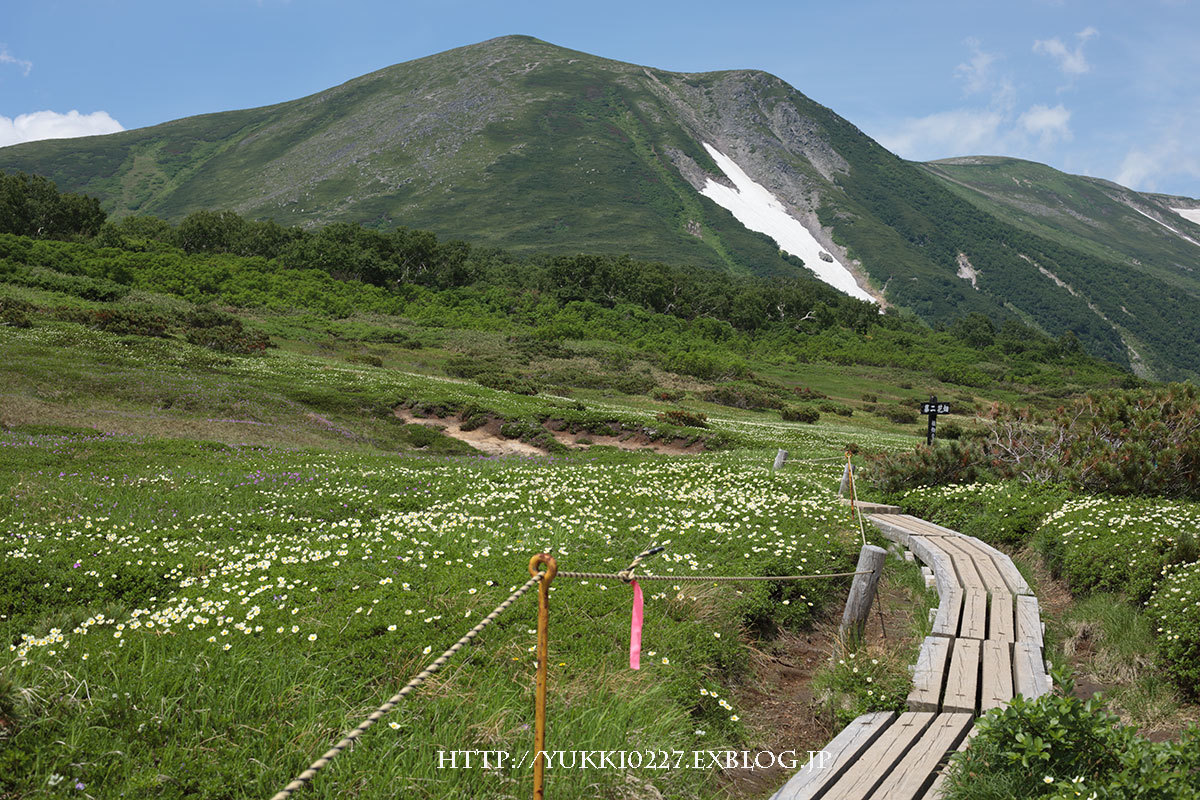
[920,396,950,444]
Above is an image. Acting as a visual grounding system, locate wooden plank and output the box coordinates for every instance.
[771,712,897,800]
[989,593,1015,642]
[936,538,987,592]
[959,588,987,640]
[932,587,962,638]
[1015,595,1043,649]
[866,713,974,800]
[854,502,902,515]
[921,725,980,799]
[895,515,960,538]
[910,537,957,596]
[942,638,981,713]
[821,712,937,800]
[967,540,1033,596]
[949,539,1010,595]
[908,637,953,711]
[1013,641,1052,699]
[981,640,1014,712]
[869,515,914,548]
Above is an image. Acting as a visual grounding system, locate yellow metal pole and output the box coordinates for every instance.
[528,553,557,800]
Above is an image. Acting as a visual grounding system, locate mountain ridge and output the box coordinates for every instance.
[3,35,1198,379]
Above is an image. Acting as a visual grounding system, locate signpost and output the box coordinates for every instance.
[919,396,951,444]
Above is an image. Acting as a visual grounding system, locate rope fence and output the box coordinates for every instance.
[270,542,875,799]
[270,572,546,800]
[557,569,872,582]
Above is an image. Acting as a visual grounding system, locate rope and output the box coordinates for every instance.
[617,544,664,583]
[557,569,871,582]
[270,572,545,800]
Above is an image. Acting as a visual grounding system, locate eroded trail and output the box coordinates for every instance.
[393,406,706,456]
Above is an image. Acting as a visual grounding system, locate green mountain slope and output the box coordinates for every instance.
[923,157,1200,297]
[2,36,1199,379]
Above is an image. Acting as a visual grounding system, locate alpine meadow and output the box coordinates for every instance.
[2,32,1199,800]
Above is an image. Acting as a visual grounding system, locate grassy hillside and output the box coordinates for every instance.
[923,157,1200,297]
[2,209,1188,798]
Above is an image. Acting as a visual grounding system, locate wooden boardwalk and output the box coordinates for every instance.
[772,512,1052,800]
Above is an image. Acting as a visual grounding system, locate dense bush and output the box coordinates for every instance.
[866,440,995,498]
[987,384,1200,499]
[818,401,853,416]
[56,307,169,337]
[877,403,919,424]
[657,409,707,428]
[944,683,1200,799]
[345,353,383,367]
[703,382,786,411]
[781,405,820,423]
[0,296,34,328]
[1146,561,1200,697]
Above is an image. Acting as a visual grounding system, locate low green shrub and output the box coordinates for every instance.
[345,352,384,367]
[865,440,994,499]
[898,482,1068,548]
[818,401,853,416]
[781,405,819,423]
[657,409,707,428]
[1146,561,1200,697]
[1038,496,1200,602]
[184,325,270,355]
[877,403,919,424]
[937,420,963,439]
[56,307,169,337]
[942,681,1200,799]
[704,382,785,411]
[457,402,490,432]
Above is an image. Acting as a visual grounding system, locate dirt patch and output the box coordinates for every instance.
[393,407,542,457]
[724,569,922,798]
[393,407,706,456]
[542,419,706,455]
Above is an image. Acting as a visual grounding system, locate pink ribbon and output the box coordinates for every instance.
[629,579,643,670]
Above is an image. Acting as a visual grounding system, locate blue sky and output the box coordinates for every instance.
[3,0,1198,196]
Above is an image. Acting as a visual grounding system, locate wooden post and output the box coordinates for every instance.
[773,449,788,471]
[838,544,887,645]
[528,554,557,800]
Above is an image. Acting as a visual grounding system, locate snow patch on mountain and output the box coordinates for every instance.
[698,143,875,303]
[1128,204,1200,248]
[1171,207,1200,226]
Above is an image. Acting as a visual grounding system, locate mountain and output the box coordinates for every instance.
[922,157,1200,307]
[2,35,1199,379]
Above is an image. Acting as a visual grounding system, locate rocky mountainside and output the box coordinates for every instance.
[3,36,1199,379]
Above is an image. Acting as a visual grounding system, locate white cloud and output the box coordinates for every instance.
[954,38,1015,108]
[876,109,1008,162]
[878,102,1074,162]
[0,46,33,77]
[1034,27,1098,77]
[1116,134,1200,193]
[1018,104,1072,146]
[955,39,998,96]
[0,110,125,147]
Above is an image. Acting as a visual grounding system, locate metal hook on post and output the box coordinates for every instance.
[528,553,557,800]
